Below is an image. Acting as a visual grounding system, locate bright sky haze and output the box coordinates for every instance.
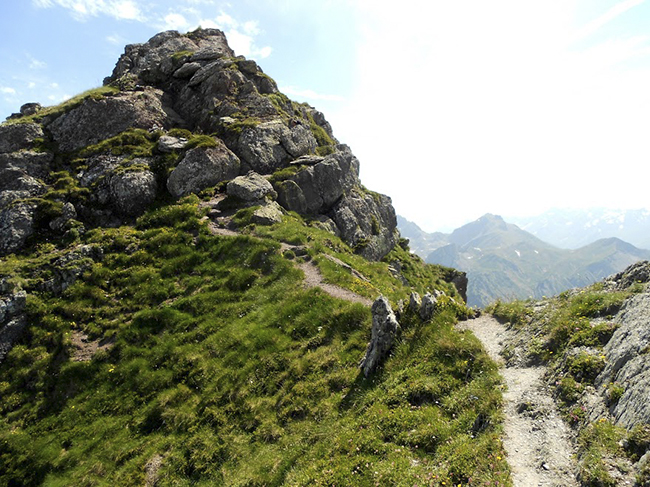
[1,0,649,232]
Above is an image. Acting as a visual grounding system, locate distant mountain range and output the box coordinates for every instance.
[398,214,650,307]
[509,208,650,250]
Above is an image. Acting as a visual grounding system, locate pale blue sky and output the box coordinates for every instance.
[1,0,649,231]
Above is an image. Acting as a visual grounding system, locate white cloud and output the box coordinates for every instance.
[29,57,47,69]
[196,11,272,60]
[163,13,189,30]
[106,34,125,45]
[215,12,236,29]
[112,0,141,20]
[242,20,260,36]
[32,0,144,21]
[572,0,646,42]
[281,86,344,102]
[0,87,17,95]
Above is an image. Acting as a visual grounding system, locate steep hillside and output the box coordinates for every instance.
[0,29,509,485]
[488,261,650,485]
[399,214,650,307]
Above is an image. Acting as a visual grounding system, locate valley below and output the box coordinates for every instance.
[399,213,650,308]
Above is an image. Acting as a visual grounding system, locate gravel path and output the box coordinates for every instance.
[458,315,579,486]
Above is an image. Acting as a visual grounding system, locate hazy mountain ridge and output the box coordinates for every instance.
[510,207,650,250]
[399,214,650,307]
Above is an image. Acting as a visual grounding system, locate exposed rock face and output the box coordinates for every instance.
[0,202,38,255]
[409,291,422,313]
[48,88,172,152]
[360,296,400,376]
[420,293,439,321]
[330,187,398,261]
[0,290,27,363]
[596,291,650,428]
[167,145,240,198]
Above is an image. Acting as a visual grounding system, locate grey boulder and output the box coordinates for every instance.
[0,123,44,153]
[167,145,240,198]
[0,201,38,256]
[226,171,276,202]
[360,296,400,377]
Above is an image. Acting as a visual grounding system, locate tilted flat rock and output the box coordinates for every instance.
[167,145,240,198]
[0,123,43,153]
[227,171,276,202]
[48,88,171,152]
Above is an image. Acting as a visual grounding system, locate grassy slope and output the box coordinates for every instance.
[0,195,510,486]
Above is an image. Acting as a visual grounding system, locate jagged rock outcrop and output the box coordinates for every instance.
[237,120,317,174]
[360,296,400,376]
[274,147,358,215]
[330,187,398,261]
[609,260,650,291]
[594,264,650,428]
[0,28,401,261]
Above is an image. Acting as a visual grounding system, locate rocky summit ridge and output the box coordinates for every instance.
[0,28,398,262]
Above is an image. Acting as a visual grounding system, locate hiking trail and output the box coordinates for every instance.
[458,315,579,487]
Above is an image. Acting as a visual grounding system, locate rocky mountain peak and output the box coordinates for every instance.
[0,28,398,261]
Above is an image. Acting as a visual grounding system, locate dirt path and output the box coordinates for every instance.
[458,315,579,486]
[206,219,373,306]
[297,260,373,306]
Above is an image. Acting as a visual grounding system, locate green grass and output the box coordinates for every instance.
[486,299,532,327]
[0,196,510,486]
[2,86,119,126]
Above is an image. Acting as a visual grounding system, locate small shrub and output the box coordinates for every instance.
[606,382,625,406]
[566,351,607,383]
[567,290,628,319]
[487,299,531,327]
[185,134,218,149]
[556,376,583,404]
[626,424,650,461]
